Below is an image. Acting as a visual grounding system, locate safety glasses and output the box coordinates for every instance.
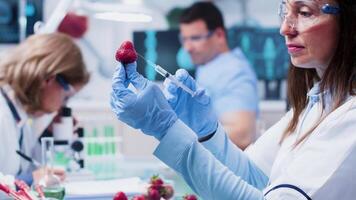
[179,31,214,44]
[278,0,340,31]
[55,75,75,97]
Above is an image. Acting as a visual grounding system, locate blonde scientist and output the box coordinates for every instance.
[0,33,90,185]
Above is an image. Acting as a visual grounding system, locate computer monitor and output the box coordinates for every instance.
[133,27,290,99]
[0,0,43,43]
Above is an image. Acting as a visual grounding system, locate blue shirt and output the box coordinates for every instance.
[195,48,258,117]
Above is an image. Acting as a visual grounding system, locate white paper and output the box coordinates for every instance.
[64,177,146,198]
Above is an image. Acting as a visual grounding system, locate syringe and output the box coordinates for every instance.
[138,54,196,96]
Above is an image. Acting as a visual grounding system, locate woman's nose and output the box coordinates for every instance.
[280,17,297,36]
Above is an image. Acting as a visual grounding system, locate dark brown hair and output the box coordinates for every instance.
[281,0,356,145]
[179,1,225,32]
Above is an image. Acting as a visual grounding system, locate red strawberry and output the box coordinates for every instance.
[120,40,135,50]
[183,194,197,200]
[115,41,137,64]
[150,175,164,186]
[132,194,147,200]
[113,191,128,200]
[148,184,163,191]
[147,188,161,200]
[161,185,174,199]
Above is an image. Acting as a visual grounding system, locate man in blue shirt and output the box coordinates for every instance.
[178,2,258,149]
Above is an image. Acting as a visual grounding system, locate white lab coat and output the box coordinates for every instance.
[155,80,356,199]
[245,86,356,199]
[0,85,38,177]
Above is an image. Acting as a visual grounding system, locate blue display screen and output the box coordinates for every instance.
[133,27,290,100]
[0,0,43,43]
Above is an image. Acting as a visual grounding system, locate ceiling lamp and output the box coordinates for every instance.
[94,11,152,22]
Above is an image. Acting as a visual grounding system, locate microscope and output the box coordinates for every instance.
[51,106,85,171]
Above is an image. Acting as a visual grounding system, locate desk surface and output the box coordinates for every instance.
[64,157,195,200]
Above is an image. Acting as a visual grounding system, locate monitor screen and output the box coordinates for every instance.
[133,27,290,100]
[0,0,43,43]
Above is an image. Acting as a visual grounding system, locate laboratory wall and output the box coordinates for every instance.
[0,0,286,158]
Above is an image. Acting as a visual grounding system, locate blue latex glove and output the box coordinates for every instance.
[111,62,178,140]
[164,69,218,138]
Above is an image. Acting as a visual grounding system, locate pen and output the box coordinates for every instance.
[15,150,41,167]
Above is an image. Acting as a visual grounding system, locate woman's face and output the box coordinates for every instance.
[279,0,340,76]
[39,76,82,114]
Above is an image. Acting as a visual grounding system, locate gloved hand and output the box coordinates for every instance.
[111,62,178,140]
[163,69,218,138]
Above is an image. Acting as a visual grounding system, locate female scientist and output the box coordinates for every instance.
[0,33,90,185]
[111,0,355,199]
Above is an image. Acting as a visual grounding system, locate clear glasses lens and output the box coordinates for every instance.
[56,75,75,98]
[278,0,338,30]
[179,31,214,44]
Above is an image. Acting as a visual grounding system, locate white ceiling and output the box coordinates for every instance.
[79,0,280,27]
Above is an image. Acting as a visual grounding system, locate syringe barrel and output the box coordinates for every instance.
[151,63,195,96]
[168,76,195,96]
[154,65,170,77]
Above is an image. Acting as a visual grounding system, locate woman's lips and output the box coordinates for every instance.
[287,44,305,54]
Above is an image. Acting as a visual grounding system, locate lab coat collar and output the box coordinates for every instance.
[307,82,323,102]
[1,84,29,128]
[306,82,332,111]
